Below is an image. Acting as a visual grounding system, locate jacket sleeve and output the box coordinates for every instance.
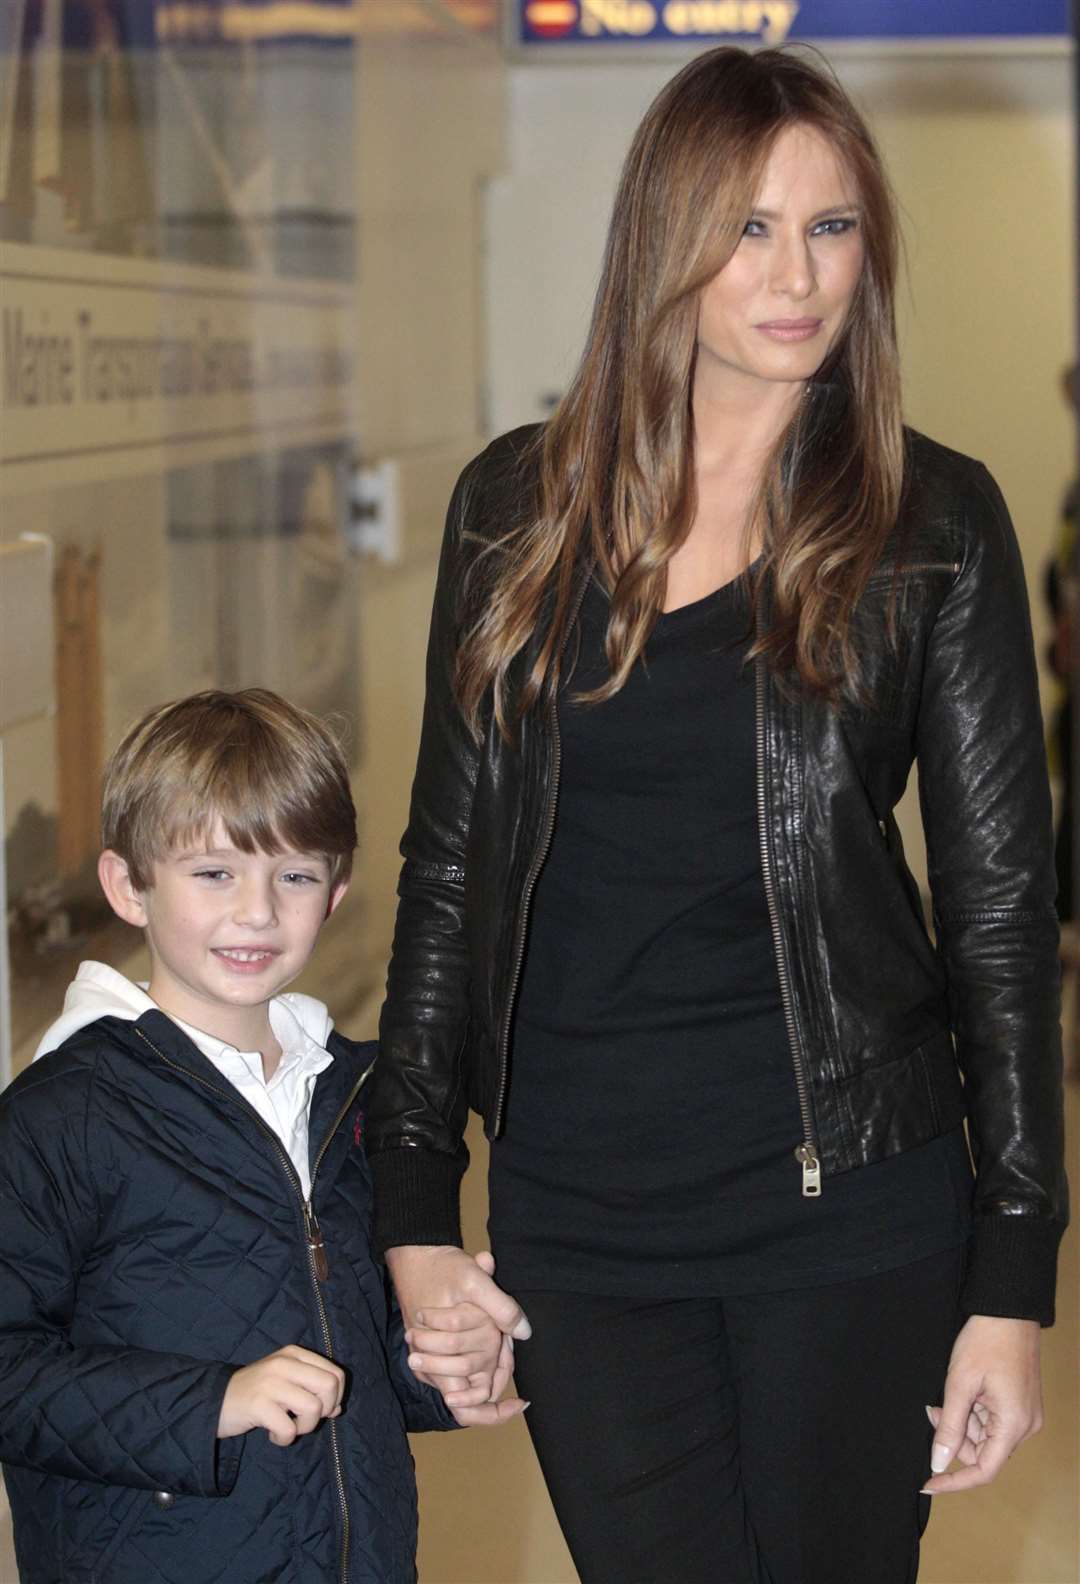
[0,1066,243,1493]
[915,460,1068,1325]
[366,453,487,1253]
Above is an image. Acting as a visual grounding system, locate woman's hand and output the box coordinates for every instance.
[386,1245,530,1427]
[921,1314,1043,1493]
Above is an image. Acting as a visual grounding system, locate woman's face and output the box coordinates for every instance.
[696,123,866,396]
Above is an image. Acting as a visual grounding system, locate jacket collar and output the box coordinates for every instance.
[99,1010,373,1193]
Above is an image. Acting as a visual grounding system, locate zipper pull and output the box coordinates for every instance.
[794,1143,822,1198]
[304,1203,330,1281]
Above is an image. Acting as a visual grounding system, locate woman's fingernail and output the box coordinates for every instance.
[408,1353,424,1369]
[924,1405,936,1424]
[930,1444,952,1473]
[919,1487,934,1496]
[414,1311,425,1326]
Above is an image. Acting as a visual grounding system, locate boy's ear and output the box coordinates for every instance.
[326,879,349,920]
[98,850,149,928]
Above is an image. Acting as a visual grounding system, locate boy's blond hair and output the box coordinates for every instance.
[101,689,356,890]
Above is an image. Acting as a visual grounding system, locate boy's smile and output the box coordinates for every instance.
[100,818,347,1058]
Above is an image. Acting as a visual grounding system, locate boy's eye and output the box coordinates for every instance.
[280,871,321,886]
[192,868,231,882]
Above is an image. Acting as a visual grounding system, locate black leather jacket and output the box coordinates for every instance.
[368,424,1068,1324]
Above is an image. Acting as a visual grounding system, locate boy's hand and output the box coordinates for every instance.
[388,1246,530,1426]
[217,1344,345,1446]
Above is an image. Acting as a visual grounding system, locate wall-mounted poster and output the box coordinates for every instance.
[515,0,1069,50]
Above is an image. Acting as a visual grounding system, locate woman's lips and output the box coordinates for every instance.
[755,318,824,342]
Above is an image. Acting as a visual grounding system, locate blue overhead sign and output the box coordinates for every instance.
[517,1,1069,48]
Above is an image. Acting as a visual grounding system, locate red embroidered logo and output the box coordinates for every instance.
[353,1110,364,1146]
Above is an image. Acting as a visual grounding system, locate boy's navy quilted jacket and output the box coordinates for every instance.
[0,1009,455,1584]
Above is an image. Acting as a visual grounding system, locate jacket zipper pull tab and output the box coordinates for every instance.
[304,1203,330,1281]
[794,1143,822,1198]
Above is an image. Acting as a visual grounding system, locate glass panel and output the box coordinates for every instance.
[1,1,359,1075]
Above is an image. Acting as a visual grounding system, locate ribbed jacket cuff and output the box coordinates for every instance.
[960,1213,1065,1327]
[369,1146,466,1256]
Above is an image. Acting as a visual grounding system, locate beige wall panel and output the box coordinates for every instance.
[360,209,483,451]
[357,39,503,209]
[356,37,503,456]
[351,26,505,1002]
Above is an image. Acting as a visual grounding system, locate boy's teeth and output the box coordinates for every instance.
[219,949,270,962]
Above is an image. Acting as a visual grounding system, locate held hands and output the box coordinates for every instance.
[922,1315,1043,1494]
[217,1344,345,1447]
[387,1245,531,1427]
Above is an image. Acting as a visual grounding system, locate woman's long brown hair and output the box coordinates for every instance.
[456,46,904,740]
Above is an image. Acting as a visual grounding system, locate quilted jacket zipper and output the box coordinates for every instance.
[754,660,821,1197]
[135,1028,373,1584]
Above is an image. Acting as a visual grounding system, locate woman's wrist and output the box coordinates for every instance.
[369,1148,466,1255]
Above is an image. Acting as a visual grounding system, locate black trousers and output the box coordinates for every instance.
[511,1247,965,1584]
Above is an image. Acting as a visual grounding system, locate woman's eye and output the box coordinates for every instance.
[812,217,858,237]
[742,218,767,237]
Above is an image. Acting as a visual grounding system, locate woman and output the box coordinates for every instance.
[366,47,1068,1584]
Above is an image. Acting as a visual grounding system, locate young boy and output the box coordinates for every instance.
[0,689,515,1584]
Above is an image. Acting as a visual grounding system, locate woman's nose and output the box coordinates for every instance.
[770,234,815,299]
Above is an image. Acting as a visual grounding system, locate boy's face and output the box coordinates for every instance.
[102,818,346,1035]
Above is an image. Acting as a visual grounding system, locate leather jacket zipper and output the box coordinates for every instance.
[135,1028,373,1584]
[493,566,592,1135]
[754,661,822,1197]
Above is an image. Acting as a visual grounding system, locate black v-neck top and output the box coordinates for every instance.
[487,573,973,1296]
